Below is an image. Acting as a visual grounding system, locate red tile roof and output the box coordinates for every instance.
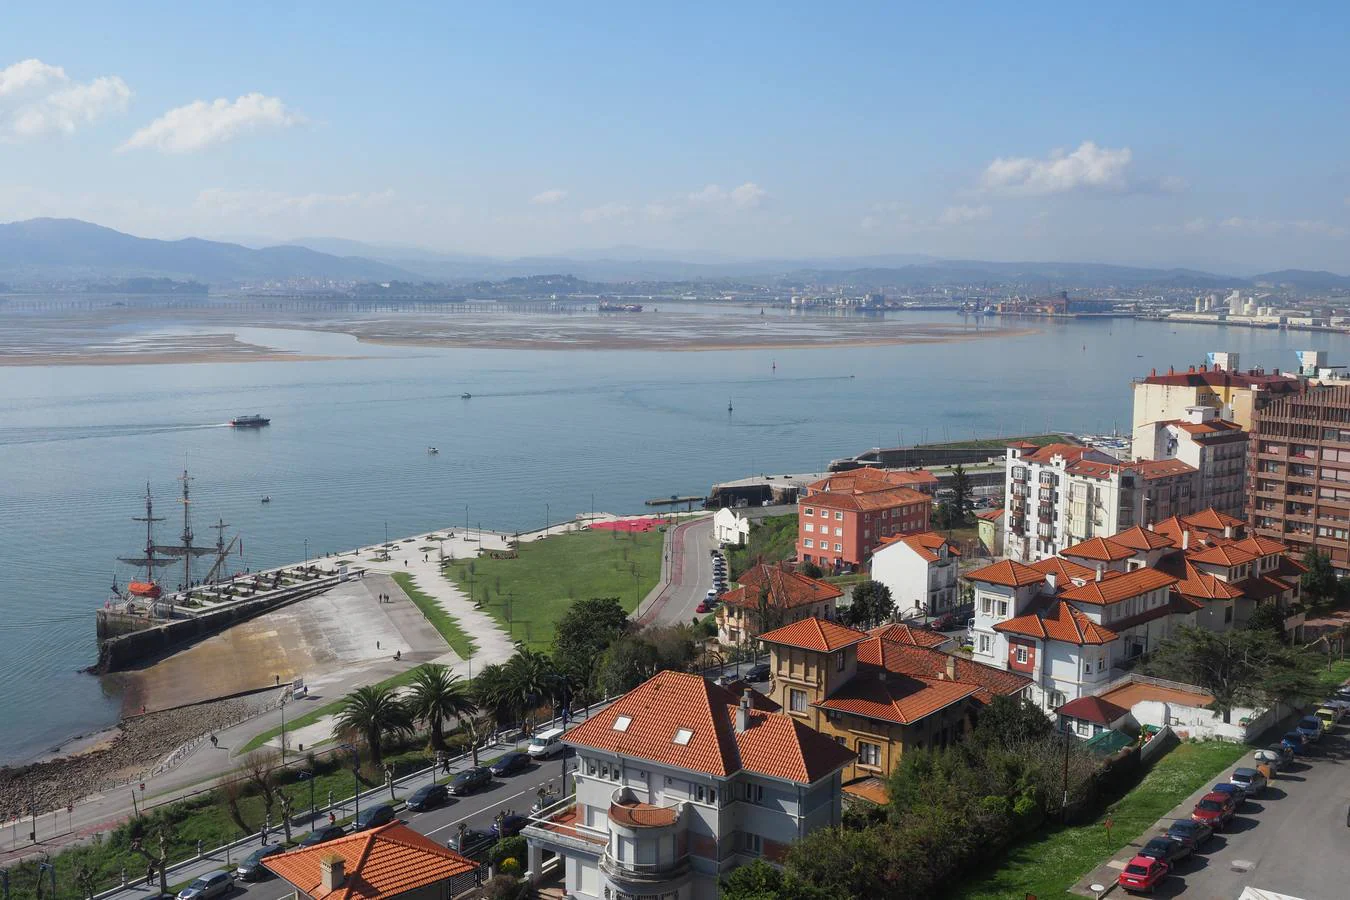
[809,468,939,494]
[263,823,476,900]
[876,530,960,562]
[1138,368,1301,390]
[1110,525,1175,551]
[965,559,1047,588]
[1058,568,1178,605]
[863,622,950,650]
[758,617,869,652]
[1028,556,1097,582]
[994,601,1118,645]
[976,508,1005,522]
[1056,695,1130,725]
[609,797,680,828]
[1183,508,1244,532]
[1134,458,1198,479]
[1170,418,1246,438]
[808,484,931,512]
[1187,542,1257,567]
[1021,443,1099,464]
[1162,558,1245,600]
[720,564,843,611]
[861,640,1031,704]
[815,673,979,725]
[1061,536,1135,562]
[561,671,854,783]
[1231,535,1289,557]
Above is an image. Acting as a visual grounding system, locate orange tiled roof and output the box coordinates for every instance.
[809,468,939,494]
[1110,525,1175,551]
[1058,568,1178,605]
[1021,443,1099,464]
[976,508,1005,522]
[561,671,854,783]
[815,672,979,725]
[1164,559,1244,600]
[1231,535,1290,557]
[807,484,930,512]
[1056,695,1129,724]
[263,823,476,900]
[758,617,869,652]
[609,797,680,828]
[862,640,1031,704]
[965,559,1046,588]
[1171,418,1245,438]
[1184,508,1244,531]
[877,530,961,563]
[1187,542,1257,567]
[721,564,843,611]
[1061,536,1135,562]
[994,601,1118,645]
[841,776,890,805]
[1028,556,1097,582]
[864,622,950,650]
[1133,458,1198,479]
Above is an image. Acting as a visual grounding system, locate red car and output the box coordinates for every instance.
[696,601,712,614]
[1191,791,1236,830]
[1117,854,1169,894]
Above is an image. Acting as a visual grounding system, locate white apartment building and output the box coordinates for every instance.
[868,531,961,618]
[1003,442,1198,562]
[713,507,751,547]
[1132,406,1248,520]
[522,671,854,900]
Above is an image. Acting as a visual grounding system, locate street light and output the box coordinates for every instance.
[338,743,360,822]
[297,770,316,821]
[545,503,550,536]
[279,699,287,763]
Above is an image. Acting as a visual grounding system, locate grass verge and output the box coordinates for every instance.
[1315,657,1350,692]
[444,527,663,650]
[954,740,1249,900]
[390,571,478,659]
[726,514,798,578]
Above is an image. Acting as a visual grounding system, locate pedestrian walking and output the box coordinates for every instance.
[328,811,337,826]
[259,825,268,846]
[209,733,218,748]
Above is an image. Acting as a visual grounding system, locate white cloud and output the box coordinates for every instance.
[530,188,567,206]
[686,182,767,210]
[194,188,395,218]
[938,204,992,226]
[643,202,681,222]
[122,93,302,153]
[0,58,130,140]
[983,141,1133,195]
[579,202,630,224]
[730,182,767,209]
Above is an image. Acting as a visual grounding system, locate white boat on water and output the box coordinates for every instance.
[427,446,439,454]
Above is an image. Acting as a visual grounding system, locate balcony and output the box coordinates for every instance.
[600,788,690,883]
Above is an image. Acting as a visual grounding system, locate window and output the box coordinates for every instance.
[835,511,844,521]
[836,652,846,672]
[742,783,764,803]
[803,538,813,548]
[586,759,597,776]
[982,597,992,614]
[1224,605,1234,623]
[978,634,991,653]
[804,507,814,516]
[1076,719,1089,736]
[995,600,1008,617]
[739,832,763,856]
[1015,646,1028,664]
[804,522,814,532]
[834,527,843,537]
[673,728,693,745]
[857,741,881,766]
[695,784,706,802]
[789,689,808,713]
[613,715,632,732]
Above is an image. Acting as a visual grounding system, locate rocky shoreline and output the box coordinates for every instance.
[0,694,273,822]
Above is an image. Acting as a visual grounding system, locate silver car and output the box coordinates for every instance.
[177,870,233,900]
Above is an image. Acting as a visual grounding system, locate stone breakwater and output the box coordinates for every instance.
[0,694,273,822]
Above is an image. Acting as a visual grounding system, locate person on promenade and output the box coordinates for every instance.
[209,733,217,748]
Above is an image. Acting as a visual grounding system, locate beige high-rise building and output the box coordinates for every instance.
[1132,355,1302,431]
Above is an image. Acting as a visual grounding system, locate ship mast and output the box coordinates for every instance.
[152,468,216,590]
[118,483,171,586]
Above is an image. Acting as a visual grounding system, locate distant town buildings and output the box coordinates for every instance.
[797,469,933,570]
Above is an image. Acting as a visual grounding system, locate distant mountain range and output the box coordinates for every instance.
[1,218,1347,291]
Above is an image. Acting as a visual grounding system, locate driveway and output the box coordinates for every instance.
[1077,718,1350,899]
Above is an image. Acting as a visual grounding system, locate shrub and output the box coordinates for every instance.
[498,858,521,876]
[491,835,527,867]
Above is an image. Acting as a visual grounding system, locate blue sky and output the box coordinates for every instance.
[2,2,1348,270]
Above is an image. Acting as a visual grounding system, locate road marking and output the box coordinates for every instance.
[424,781,553,837]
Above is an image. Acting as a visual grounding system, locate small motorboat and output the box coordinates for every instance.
[261,496,271,504]
[461,393,472,399]
[427,446,439,454]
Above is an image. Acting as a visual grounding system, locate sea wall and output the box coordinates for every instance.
[94,576,340,673]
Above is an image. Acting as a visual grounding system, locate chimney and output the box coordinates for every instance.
[945,654,957,682]
[1095,564,1104,583]
[1182,530,1190,550]
[736,689,752,733]
[1223,524,1234,539]
[320,855,345,894]
[1149,367,1157,377]
[1168,365,1175,375]
[1045,571,1058,592]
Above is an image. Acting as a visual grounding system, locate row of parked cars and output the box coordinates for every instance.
[175,745,564,900]
[1117,686,1350,894]
[698,549,729,613]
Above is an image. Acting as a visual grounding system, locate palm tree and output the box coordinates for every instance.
[503,648,560,731]
[333,684,413,771]
[408,664,478,752]
[473,662,516,730]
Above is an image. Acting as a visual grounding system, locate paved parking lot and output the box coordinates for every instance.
[1081,717,1350,899]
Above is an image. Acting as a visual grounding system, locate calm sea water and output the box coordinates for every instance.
[2,308,1346,763]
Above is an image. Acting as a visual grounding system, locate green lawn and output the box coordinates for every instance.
[914,433,1076,450]
[444,528,664,650]
[727,514,798,578]
[390,571,478,659]
[955,740,1249,900]
[1315,657,1350,692]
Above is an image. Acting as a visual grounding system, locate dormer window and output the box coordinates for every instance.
[673,728,693,745]
[613,715,632,732]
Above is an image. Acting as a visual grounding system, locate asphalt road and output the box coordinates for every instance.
[1106,720,1350,900]
[635,516,718,627]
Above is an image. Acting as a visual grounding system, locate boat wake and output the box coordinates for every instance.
[0,422,231,446]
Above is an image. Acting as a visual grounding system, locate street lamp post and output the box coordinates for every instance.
[279,699,287,763]
[298,771,316,821]
[545,503,550,536]
[338,743,360,822]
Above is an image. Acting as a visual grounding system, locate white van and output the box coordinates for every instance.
[527,727,566,759]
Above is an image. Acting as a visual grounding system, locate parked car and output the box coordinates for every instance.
[1296,716,1323,743]
[1191,791,1237,830]
[490,752,533,777]
[743,662,770,682]
[706,589,718,600]
[354,803,396,831]
[235,844,285,881]
[1255,744,1291,770]
[1210,782,1247,807]
[527,727,567,759]
[1138,835,1190,864]
[1229,767,1267,796]
[1118,855,1170,894]
[176,871,233,900]
[490,813,528,839]
[696,601,713,614]
[450,766,493,795]
[1281,732,1309,755]
[447,827,496,854]
[406,782,450,811]
[1315,707,1339,732]
[1165,818,1213,851]
[297,825,347,848]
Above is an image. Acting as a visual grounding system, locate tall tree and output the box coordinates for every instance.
[1301,548,1337,606]
[971,694,1052,749]
[1144,625,1321,722]
[553,597,630,704]
[951,464,973,523]
[844,580,894,629]
[597,635,663,697]
[473,663,516,729]
[502,648,560,728]
[751,582,786,641]
[332,684,414,770]
[408,664,478,752]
